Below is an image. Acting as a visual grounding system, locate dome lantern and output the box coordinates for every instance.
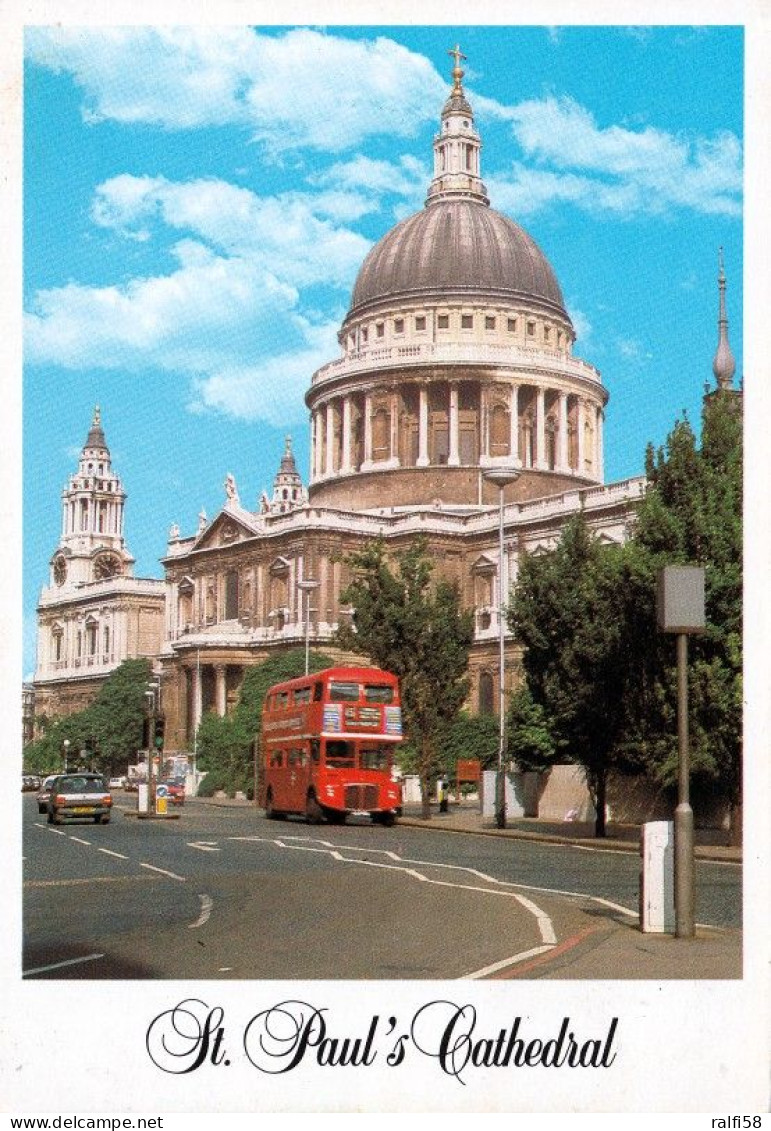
[426,44,489,208]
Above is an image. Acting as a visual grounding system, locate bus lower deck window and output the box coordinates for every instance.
[360,746,390,771]
[325,741,356,767]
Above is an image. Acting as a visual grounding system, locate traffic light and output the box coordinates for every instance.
[154,717,165,750]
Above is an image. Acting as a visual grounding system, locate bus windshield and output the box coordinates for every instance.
[325,740,356,767]
[359,745,391,771]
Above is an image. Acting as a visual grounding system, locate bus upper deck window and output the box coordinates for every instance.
[313,682,323,701]
[364,684,394,703]
[294,686,311,705]
[329,681,360,702]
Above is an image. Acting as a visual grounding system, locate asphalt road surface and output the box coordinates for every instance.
[22,794,741,980]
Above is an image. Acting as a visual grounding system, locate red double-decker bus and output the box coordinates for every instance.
[258,666,403,825]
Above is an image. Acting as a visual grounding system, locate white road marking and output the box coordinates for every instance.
[24,953,105,977]
[464,945,555,980]
[69,836,91,846]
[230,834,557,946]
[189,894,214,929]
[188,841,221,852]
[592,896,638,918]
[140,862,186,882]
[98,848,129,860]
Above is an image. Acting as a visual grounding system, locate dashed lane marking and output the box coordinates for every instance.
[68,836,91,846]
[98,848,129,860]
[188,841,221,852]
[140,862,186,883]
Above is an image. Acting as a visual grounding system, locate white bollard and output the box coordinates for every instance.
[640,820,675,932]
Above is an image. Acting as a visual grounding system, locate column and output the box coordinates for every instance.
[558,392,569,472]
[596,406,605,482]
[341,396,353,472]
[191,662,203,736]
[390,391,400,464]
[313,411,323,481]
[417,385,429,466]
[215,664,227,717]
[480,386,489,458]
[536,387,547,470]
[363,391,373,464]
[577,399,586,474]
[509,383,520,465]
[448,382,460,466]
[325,402,335,476]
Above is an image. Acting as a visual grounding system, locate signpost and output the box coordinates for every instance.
[656,565,706,938]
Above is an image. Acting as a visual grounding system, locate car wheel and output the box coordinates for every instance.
[100,815,110,825]
[38,804,46,814]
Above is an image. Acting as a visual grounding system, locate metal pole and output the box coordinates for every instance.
[305,588,311,676]
[496,483,506,829]
[674,632,695,937]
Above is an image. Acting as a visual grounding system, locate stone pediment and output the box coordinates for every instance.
[471,553,497,574]
[194,509,260,551]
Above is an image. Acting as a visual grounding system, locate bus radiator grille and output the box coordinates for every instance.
[344,784,379,810]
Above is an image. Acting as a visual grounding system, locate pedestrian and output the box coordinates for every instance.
[438,776,449,814]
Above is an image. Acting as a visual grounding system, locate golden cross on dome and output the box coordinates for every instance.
[448,43,466,87]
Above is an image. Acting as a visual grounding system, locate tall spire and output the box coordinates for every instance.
[712,247,736,390]
[426,45,489,207]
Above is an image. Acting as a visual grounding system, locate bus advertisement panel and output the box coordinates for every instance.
[259,666,403,825]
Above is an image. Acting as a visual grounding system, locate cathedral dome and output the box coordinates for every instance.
[347,199,569,325]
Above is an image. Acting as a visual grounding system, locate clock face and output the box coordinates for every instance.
[94,553,121,580]
[53,556,67,586]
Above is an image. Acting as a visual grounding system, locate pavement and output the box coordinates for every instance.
[180,793,743,980]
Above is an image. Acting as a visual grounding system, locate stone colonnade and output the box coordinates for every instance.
[310,378,605,483]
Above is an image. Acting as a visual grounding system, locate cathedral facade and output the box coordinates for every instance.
[157,58,646,753]
[34,56,736,760]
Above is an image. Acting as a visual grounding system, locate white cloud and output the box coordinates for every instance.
[91,174,370,289]
[25,27,444,153]
[478,93,742,218]
[24,223,343,424]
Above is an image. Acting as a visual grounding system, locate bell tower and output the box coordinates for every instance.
[50,406,134,589]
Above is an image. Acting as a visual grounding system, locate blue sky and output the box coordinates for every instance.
[22,24,744,678]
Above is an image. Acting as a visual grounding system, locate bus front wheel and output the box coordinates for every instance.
[372,811,396,827]
[305,792,324,825]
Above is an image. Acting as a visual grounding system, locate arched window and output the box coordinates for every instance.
[225,570,239,620]
[479,671,495,715]
[372,406,390,461]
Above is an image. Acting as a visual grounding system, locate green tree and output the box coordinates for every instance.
[24,658,152,775]
[506,684,556,771]
[336,537,474,818]
[509,514,638,836]
[625,390,743,826]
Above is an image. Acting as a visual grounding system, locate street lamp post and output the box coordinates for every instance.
[482,467,520,829]
[62,738,70,774]
[297,578,320,676]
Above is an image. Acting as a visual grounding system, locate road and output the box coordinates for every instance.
[22,793,741,980]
